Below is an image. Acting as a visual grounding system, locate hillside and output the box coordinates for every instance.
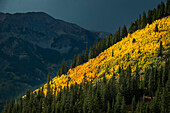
[0,12,98,54]
[0,12,103,111]
[34,16,170,96]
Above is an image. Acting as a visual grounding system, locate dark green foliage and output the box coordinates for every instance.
[102,37,106,51]
[141,11,147,28]
[158,41,163,57]
[165,0,170,16]
[147,10,153,24]
[121,25,128,39]
[106,34,112,48]
[3,58,170,113]
[128,22,138,34]
[131,96,136,113]
[113,27,121,43]
[88,46,93,60]
[84,44,89,62]
[155,24,159,32]
[132,38,136,43]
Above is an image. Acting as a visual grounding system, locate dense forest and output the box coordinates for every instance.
[2,0,170,113]
[2,58,170,113]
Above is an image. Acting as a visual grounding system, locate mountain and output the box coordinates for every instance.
[0,12,99,54]
[1,0,170,112]
[33,16,170,98]
[0,12,104,111]
[14,16,169,113]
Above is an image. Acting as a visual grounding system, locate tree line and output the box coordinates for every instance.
[2,56,169,113]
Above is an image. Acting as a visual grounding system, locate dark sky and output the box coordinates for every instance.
[0,0,167,33]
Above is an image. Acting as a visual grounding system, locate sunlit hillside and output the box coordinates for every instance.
[32,16,170,96]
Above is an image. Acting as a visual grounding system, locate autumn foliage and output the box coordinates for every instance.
[31,16,170,97]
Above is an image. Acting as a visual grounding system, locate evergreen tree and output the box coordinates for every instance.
[152,8,157,22]
[93,42,97,58]
[138,14,142,29]
[165,0,170,16]
[106,34,112,48]
[120,97,126,113]
[65,61,69,74]
[113,27,121,43]
[89,46,93,60]
[114,92,122,113]
[141,11,147,28]
[121,25,128,39]
[158,41,163,57]
[131,96,136,113]
[102,37,106,51]
[73,54,77,67]
[8,98,14,113]
[96,38,102,55]
[76,54,81,66]
[155,24,159,32]
[160,1,165,18]
[107,101,110,113]
[128,22,137,34]
[84,44,89,62]
[147,10,153,24]
[157,3,161,19]
[60,61,65,74]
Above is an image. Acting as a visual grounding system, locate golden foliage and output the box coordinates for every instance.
[29,17,170,97]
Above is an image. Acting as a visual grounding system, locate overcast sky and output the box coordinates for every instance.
[0,0,167,33]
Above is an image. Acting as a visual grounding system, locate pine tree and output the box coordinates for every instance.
[107,101,110,113]
[93,41,97,58]
[152,8,157,22]
[80,53,84,64]
[76,54,81,66]
[138,14,142,29]
[84,44,89,62]
[114,92,122,113]
[160,1,165,18]
[155,24,159,32]
[60,61,65,74]
[106,34,112,48]
[128,22,137,34]
[165,0,170,16]
[120,97,126,113]
[147,10,153,24]
[162,59,169,87]
[8,98,14,113]
[141,11,147,28]
[73,54,77,68]
[158,41,163,57]
[131,96,136,113]
[96,38,102,55]
[121,25,128,39]
[89,46,93,60]
[65,61,69,74]
[157,3,161,19]
[102,37,106,51]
